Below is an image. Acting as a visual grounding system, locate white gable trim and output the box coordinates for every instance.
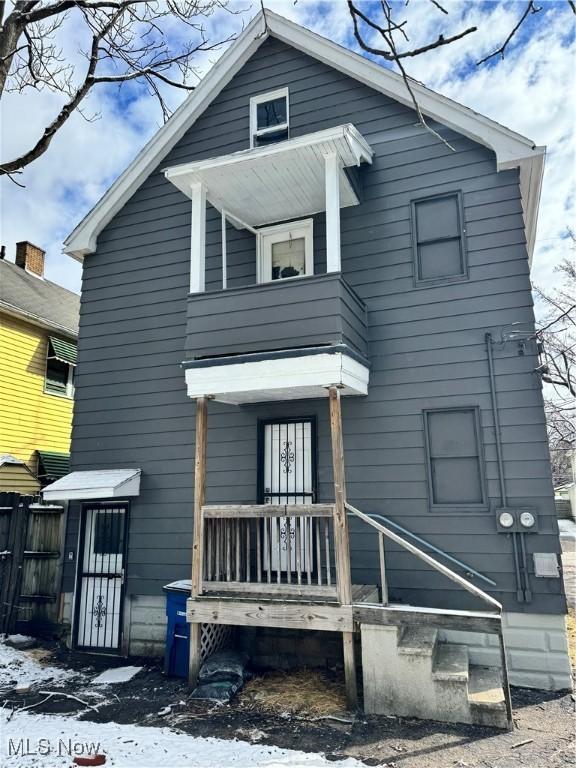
[64,9,544,263]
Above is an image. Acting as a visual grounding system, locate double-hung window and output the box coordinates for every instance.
[45,336,76,398]
[423,407,486,510]
[257,219,313,283]
[411,192,467,285]
[250,88,289,148]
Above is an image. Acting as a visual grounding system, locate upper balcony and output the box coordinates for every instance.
[164,124,373,405]
[183,273,369,404]
[185,272,367,360]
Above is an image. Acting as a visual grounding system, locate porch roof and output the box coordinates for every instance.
[163,123,373,229]
[42,468,141,501]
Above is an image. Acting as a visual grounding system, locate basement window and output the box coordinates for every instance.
[257,219,313,283]
[45,336,76,398]
[412,192,467,285]
[250,88,289,148]
[423,408,486,510]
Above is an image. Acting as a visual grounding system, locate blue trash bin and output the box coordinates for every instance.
[163,580,192,678]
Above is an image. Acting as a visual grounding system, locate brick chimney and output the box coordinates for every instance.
[15,241,45,277]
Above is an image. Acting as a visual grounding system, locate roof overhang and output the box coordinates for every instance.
[42,468,141,501]
[0,301,78,339]
[64,9,545,264]
[164,124,373,229]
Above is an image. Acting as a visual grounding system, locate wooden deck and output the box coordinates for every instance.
[187,388,510,719]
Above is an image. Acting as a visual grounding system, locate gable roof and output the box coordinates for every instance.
[64,9,545,263]
[0,258,80,337]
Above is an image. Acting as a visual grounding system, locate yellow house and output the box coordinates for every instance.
[0,242,80,492]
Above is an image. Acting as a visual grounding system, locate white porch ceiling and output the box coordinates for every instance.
[164,124,373,229]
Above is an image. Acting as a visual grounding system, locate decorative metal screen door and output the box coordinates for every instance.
[262,419,315,573]
[76,504,127,651]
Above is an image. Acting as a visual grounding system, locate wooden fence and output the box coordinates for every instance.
[0,492,66,635]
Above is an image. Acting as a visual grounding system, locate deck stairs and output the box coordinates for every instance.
[361,622,508,728]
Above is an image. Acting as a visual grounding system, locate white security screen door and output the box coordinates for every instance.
[262,420,315,572]
[76,504,127,651]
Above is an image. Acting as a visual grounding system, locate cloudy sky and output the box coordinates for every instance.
[0,0,574,312]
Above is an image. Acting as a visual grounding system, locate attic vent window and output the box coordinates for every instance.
[250,88,289,148]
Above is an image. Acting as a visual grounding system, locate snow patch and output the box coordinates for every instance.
[91,666,142,685]
[1,710,365,767]
[0,641,79,689]
[558,519,576,539]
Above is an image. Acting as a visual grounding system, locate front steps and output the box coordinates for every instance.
[361,624,508,729]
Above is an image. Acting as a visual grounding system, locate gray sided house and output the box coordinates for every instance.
[44,11,571,720]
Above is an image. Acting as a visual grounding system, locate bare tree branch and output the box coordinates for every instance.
[348,1,476,61]
[0,0,238,175]
[347,0,463,152]
[476,1,542,66]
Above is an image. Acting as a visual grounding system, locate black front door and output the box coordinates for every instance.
[74,502,128,652]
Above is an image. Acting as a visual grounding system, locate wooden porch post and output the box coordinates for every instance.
[329,385,357,709]
[189,395,208,685]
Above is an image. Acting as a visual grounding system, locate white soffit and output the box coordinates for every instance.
[164,124,372,228]
[63,9,544,262]
[42,468,141,501]
[184,352,369,405]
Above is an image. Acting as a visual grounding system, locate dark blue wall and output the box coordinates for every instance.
[65,37,564,615]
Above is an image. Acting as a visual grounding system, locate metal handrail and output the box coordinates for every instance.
[349,511,497,588]
[345,502,502,612]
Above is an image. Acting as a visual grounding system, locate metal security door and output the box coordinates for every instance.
[261,419,315,573]
[75,503,127,651]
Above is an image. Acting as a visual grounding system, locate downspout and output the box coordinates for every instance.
[485,333,530,602]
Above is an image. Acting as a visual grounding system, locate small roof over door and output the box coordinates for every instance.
[42,468,141,501]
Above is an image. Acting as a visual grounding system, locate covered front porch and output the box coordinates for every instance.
[186,388,511,727]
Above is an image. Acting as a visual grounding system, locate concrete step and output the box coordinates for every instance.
[397,626,438,656]
[468,665,508,729]
[432,643,469,682]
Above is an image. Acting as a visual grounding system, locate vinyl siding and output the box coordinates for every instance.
[65,37,564,616]
[0,464,41,493]
[0,312,74,475]
[185,273,368,360]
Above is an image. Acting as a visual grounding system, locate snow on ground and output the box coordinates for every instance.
[1,710,365,767]
[0,640,80,689]
[0,641,363,767]
[558,519,576,539]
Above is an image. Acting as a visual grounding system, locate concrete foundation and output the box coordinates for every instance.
[60,592,573,693]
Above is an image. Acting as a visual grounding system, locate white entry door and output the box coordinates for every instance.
[262,420,315,573]
[76,504,127,651]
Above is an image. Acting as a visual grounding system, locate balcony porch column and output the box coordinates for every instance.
[324,152,342,273]
[190,182,206,293]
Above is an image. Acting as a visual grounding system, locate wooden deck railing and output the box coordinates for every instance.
[199,504,338,599]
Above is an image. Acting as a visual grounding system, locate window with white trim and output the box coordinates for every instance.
[250,88,289,148]
[257,219,313,283]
